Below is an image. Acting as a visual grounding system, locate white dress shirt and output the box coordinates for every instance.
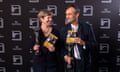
[71,24,81,59]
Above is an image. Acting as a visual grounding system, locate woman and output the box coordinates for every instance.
[31,9,61,72]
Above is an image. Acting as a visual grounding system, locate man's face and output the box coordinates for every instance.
[65,7,79,24]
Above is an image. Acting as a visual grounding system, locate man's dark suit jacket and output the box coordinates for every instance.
[60,22,96,72]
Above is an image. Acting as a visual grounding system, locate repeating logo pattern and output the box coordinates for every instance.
[0,0,120,72]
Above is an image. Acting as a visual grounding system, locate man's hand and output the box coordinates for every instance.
[74,37,85,46]
[33,44,40,51]
[64,55,73,64]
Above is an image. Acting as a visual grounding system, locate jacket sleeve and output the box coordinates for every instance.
[85,25,97,50]
[60,28,68,61]
[30,30,36,54]
[84,25,97,72]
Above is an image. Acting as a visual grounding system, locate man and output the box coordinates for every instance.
[60,5,96,72]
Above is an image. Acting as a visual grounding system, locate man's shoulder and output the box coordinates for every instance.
[79,22,92,31]
[80,22,91,28]
[60,24,70,31]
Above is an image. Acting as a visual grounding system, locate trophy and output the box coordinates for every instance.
[43,33,58,49]
[66,30,77,69]
[34,28,40,55]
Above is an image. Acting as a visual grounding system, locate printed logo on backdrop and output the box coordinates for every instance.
[119,7,120,16]
[98,58,108,64]
[0,58,5,63]
[116,55,120,66]
[11,5,21,16]
[29,18,39,29]
[29,0,39,3]
[101,8,111,14]
[0,33,4,38]
[0,9,3,13]
[0,43,5,53]
[12,45,22,51]
[29,8,39,13]
[101,0,112,3]
[98,67,108,72]
[65,0,76,3]
[11,20,22,26]
[99,43,109,54]
[13,55,23,65]
[15,69,20,72]
[0,18,4,28]
[47,5,57,16]
[100,18,111,29]
[117,31,120,41]
[0,0,3,2]
[0,67,6,72]
[12,30,22,41]
[118,24,120,26]
[83,5,93,16]
[100,33,110,39]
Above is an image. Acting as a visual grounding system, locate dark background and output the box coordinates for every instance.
[0,0,120,72]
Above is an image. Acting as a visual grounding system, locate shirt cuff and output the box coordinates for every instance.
[83,45,86,49]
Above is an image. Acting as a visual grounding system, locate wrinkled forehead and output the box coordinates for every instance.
[65,7,76,14]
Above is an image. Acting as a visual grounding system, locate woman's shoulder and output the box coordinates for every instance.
[52,27,60,36]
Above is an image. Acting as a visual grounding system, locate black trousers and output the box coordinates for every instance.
[33,65,57,72]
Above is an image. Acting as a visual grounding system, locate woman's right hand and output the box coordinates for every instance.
[33,44,40,51]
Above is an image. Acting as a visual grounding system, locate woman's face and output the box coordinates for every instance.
[40,15,53,26]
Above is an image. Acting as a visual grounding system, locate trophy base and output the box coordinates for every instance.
[67,64,72,69]
[35,51,41,56]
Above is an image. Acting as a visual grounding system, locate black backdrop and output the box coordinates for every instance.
[0,0,120,72]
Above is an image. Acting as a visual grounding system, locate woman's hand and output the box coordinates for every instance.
[48,45,55,52]
[33,44,40,51]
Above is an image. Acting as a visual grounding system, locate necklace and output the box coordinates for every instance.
[41,26,52,37]
[42,27,50,33]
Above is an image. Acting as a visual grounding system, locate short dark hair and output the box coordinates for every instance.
[66,5,80,13]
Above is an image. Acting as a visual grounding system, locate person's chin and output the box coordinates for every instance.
[47,23,52,26]
[67,20,72,23]
[67,21,72,24]
[46,22,51,25]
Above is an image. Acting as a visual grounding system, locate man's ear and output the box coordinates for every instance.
[76,13,79,18]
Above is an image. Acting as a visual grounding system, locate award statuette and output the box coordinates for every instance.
[66,30,77,69]
[43,33,58,49]
[34,28,41,55]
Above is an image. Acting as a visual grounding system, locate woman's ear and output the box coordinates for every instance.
[40,17,43,22]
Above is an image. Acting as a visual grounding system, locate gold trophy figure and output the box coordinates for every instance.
[43,33,58,49]
[66,30,76,69]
